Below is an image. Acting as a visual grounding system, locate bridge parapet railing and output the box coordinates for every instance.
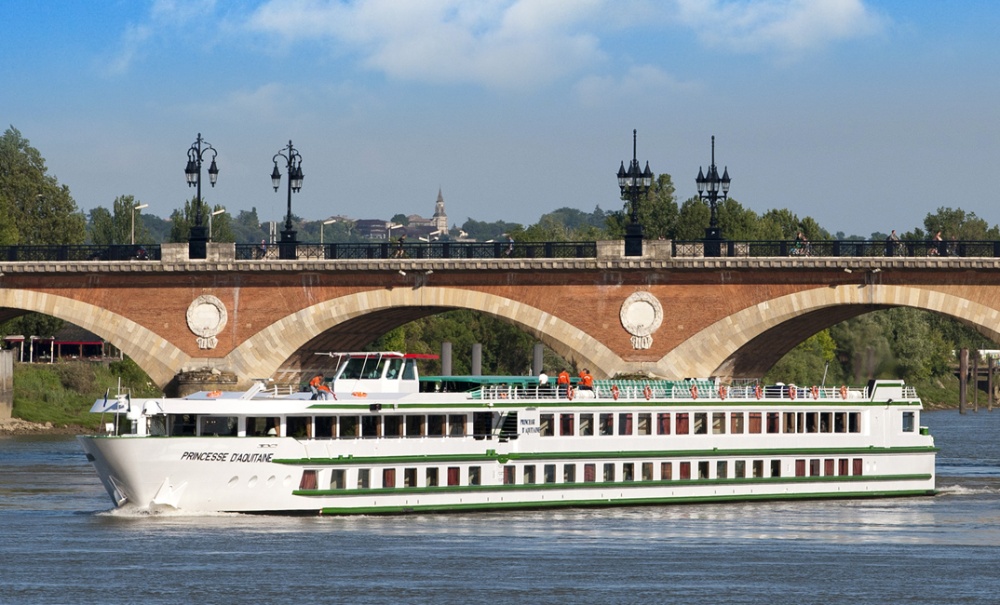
[672,239,1000,258]
[235,241,597,261]
[0,244,160,262]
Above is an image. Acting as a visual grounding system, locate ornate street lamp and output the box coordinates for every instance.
[695,135,731,257]
[617,129,653,257]
[271,140,304,260]
[184,133,219,259]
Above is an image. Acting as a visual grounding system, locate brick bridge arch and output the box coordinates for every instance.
[0,288,189,387]
[662,284,1000,380]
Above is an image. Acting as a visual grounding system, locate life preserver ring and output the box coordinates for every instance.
[611,385,620,400]
[567,386,575,401]
[207,390,222,398]
[352,391,367,398]
[718,385,728,400]
[788,386,796,400]
[840,385,848,400]
[811,385,820,400]
[755,385,763,400]
[643,385,652,400]
[690,384,698,399]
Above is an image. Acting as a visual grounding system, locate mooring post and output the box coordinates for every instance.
[959,348,968,415]
[471,343,482,376]
[990,356,995,412]
[973,353,979,412]
[441,341,452,376]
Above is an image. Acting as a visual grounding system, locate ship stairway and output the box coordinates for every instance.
[496,411,519,442]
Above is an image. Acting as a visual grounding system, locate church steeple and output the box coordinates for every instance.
[432,188,448,232]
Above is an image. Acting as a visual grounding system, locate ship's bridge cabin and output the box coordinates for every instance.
[325,352,437,395]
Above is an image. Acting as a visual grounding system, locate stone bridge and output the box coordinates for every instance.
[1,241,999,393]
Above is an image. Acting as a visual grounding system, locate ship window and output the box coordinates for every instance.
[315,416,336,439]
[404,468,417,487]
[426,467,439,487]
[770,460,782,478]
[288,416,312,438]
[201,416,237,437]
[834,412,846,433]
[676,413,690,435]
[809,459,821,476]
[584,464,596,482]
[748,412,762,434]
[766,413,780,434]
[523,465,536,484]
[504,465,516,485]
[358,469,370,489]
[406,415,425,437]
[820,412,832,432]
[795,460,806,477]
[543,464,556,484]
[697,461,709,479]
[849,412,861,433]
[340,358,366,380]
[300,470,318,490]
[712,413,725,434]
[329,470,345,490]
[752,460,763,478]
[579,413,594,436]
[716,461,727,479]
[805,412,818,433]
[384,415,403,438]
[447,467,460,486]
[560,413,575,436]
[735,460,746,478]
[473,412,493,440]
[797,412,805,433]
[563,464,576,483]
[693,413,707,435]
[824,459,834,476]
[783,412,796,433]
[661,462,672,480]
[657,413,672,435]
[731,412,744,434]
[361,415,381,438]
[402,359,417,380]
[599,413,614,435]
[679,462,691,480]
[340,416,360,439]
[642,462,653,481]
[902,411,915,432]
[853,458,863,475]
[638,413,651,435]
[244,416,267,437]
[385,358,403,379]
[618,413,633,436]
[449,415,466,436]
[540,414,554,437]
[838,459,848,475]
[604,463,616,482]
[428,414,446,436]
[623,463,634,482]
[382,468,396,488]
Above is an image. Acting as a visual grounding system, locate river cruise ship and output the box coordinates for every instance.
[79,352,936,514]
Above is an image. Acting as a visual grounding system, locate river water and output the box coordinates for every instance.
[1,410,999,605]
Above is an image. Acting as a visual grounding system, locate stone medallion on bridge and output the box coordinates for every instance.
[620,291,663,350]
[186,295,228,350]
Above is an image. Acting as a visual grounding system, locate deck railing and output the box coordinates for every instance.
[472,382,889,402]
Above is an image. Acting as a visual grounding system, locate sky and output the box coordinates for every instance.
[3,0,999,238]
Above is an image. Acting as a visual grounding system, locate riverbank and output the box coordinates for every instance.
[0,417,87,435]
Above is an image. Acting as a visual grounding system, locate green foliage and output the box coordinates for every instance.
[87,194,151,245]
[764,330,840,386]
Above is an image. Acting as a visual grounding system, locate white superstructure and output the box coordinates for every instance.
[79,353,936,514]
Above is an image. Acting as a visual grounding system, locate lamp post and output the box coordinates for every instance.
[695,135,731,257]
[321,219,337,244]
[617,129,653,257]
[271,140,304,260]
[209,208,226,240]
[184,133,219,259]
[131,203,148,245]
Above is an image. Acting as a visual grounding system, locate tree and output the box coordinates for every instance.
[88,195,150,246]
[390,213,409,226]
[0,126,86,245]
[674,197,711,240]
[921,207,1000,241]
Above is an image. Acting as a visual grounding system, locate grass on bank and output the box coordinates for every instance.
[12,359,162,430]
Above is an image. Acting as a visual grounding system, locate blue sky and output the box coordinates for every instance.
[3,0,999,237]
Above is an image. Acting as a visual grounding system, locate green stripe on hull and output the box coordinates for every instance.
[318,489,935,515]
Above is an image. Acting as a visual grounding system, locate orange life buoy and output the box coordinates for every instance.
[690,384,698,399]
[207,390,222,398]
[811,385,820,400]
[567,386,575,401]
[840,385,848,400]
[718,385,728,400]
[352,391,367,398]
[611,385,620,400]
[755,385,763,400]
[788,386,797,400]
[643,385,652,400]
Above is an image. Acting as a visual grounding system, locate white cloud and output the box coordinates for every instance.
[574,65,697,108]
[103,0,219,75]
[246,0,609,90]
[674,0,886,54]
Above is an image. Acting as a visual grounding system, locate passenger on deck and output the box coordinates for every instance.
[579,369,594,391]
[557,368,571,398]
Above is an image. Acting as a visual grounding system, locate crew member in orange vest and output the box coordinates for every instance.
[556,368,571,398]
[579,368,594,391]
[309,374,333,400]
